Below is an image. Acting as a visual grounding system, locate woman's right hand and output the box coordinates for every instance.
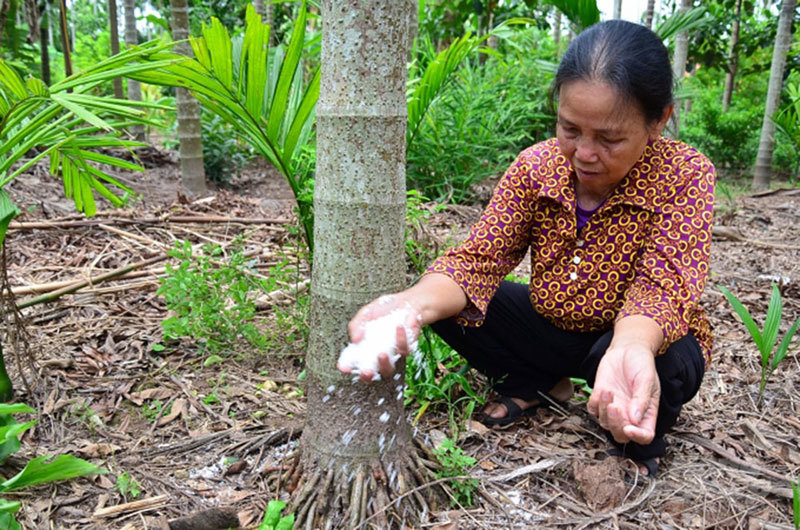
[343,292,423,382]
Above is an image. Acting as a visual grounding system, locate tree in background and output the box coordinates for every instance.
[169,0,207,196]
[753,0,798,190]
[613,0,622,19]
[108,0,123,99]
[722,0,743,112]
[645,0,655,28]
[123,0,144,141]
[669,0,693,139]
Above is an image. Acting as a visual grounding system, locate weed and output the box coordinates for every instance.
[141,400,171,423]
[718,283,800,407]
[405,190,446,276]
[569,377,593,402]
[158,239,269,355]
[407,328,485,439]
[0,404,105,528]
[258,499,295,530]
[201,112,253,185]
[114,471,141,499]
[793,477,799,530]
[432,436,479,506]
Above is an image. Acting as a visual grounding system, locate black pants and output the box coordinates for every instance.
[431,281,705,460]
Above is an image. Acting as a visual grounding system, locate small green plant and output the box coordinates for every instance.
[201,112,253,185]
[432,436,479,507]
[405,190,445,276]
[793,477,799,530]
[0,404,105,529]
[158,239,269,354]
[569,377,593,402]
[114,471,141,499]
[718,284,800,407]
[258,499,295,530]
[406,328,484,438]
[141,400,171,423]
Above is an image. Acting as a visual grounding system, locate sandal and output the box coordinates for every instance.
[607,447,659,479]
[479,394,564,427]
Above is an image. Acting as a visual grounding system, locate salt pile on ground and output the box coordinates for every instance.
[337,308,418,380]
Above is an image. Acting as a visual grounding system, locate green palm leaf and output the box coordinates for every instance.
[654,6,709,42]
[544,0,600,31]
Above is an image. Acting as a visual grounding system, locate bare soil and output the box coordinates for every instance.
[1,150,799,529]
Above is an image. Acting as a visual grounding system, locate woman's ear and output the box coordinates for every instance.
[649,104,674,138]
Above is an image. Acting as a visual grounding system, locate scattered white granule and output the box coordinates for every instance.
[379,412,390,423]
[322,394,330,403]
[337,307,419,380]
[377,398,385,406]
[341,429,358,446]
[393,373,402,381]
[327,385,336,393]
[353,407,361,416]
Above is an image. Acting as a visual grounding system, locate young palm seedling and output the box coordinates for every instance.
[718,284,800,407]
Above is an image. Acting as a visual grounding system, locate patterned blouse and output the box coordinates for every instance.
[426,137,716,366]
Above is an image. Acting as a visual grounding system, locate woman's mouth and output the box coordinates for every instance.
[576,168,600,179]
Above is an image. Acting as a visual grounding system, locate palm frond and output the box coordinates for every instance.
[655,6,710,43]
[544,0,600,32]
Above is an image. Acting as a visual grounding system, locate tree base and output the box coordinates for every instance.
[266,437,450,529]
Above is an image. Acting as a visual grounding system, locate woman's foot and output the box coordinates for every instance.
[483,377,574,420]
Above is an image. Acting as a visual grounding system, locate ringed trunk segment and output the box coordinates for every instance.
[288,1,449,527]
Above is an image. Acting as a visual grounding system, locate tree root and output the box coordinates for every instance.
[264,446,447,529]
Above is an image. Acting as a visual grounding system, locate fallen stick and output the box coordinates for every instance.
[679,432,794,485]
[8,215,290,230]
[11,267,166,295]
[17,253,168,309]
[712,225,800,250]
[92,494,168,518]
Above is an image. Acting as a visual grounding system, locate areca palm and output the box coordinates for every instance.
[132,2,321,251]
[0,40,176,399]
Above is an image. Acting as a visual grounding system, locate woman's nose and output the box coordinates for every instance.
[575,138,599,162]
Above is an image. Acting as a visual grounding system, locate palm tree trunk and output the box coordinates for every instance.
[668,0,692,139]
[613,0,622,19]
[722,0,742,113]
[38,0,50,84]
[645,0,655,29]
[294,1,436,527]
[108,0,123,99]
[57,0,72,79]
[123,0,144,142]
[170,0,207,197]
[753,0,797,190]
[554,10,561,47]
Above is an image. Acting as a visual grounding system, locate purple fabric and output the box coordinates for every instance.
[575,202,602,232]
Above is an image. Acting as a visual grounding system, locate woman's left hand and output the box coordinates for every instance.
[587,342,660,445]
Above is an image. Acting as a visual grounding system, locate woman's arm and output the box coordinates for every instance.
[587,315,663,444]
[344,273,467,381]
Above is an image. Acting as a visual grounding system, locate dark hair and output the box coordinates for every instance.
[552,20,673,124]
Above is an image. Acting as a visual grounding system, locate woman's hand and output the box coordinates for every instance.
[340,274,468,383]
[587,343,660,444]
[587,315,663,445]
[342,292,423,382]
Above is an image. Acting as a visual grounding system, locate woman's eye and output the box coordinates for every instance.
[601,137,622,145]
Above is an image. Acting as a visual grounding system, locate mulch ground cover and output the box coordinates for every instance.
[1,150,798,529]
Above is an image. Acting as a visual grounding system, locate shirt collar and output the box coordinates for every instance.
[538,137,670,213]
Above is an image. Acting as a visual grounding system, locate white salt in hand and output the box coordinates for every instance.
[338,307,418,381]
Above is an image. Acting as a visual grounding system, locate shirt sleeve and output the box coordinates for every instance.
[617,152,716,352]
[425,148,540,326]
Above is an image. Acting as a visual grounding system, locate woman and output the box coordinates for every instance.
[345,20,714,477]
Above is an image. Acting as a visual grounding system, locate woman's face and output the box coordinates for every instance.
[556,80,671,200]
